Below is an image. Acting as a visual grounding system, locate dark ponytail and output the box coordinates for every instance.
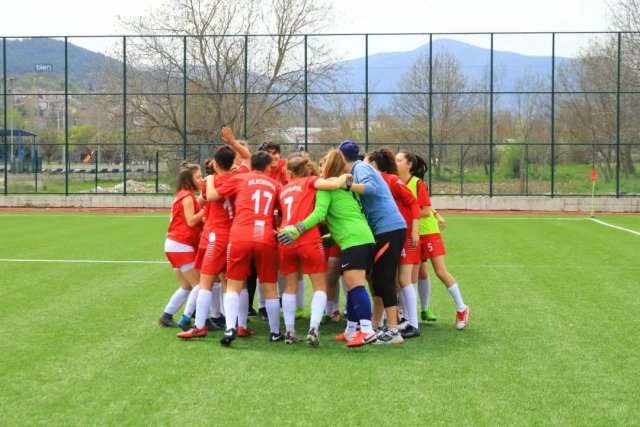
[400,150,428,180]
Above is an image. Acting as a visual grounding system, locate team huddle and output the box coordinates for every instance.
[158,127,469,348]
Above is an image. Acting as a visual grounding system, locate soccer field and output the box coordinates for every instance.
[0,211,638,426]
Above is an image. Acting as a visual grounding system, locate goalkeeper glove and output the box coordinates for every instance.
[277,222,306,245]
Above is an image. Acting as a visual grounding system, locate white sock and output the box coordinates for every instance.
[346,320,358,336]
[257,279,265,308]
[183,285,200,317]
[223,291,239,331]
[238,289,249,328]
[296,279,305,309]
[447,283,466,311]
[360,319,373,334]
[220,289,226,316]
[397,291,405,319]
[210,283,222,318]
[195,289,212,329]
[324,300,333,316]
[402,285,419,329]
[310,290,327,330]
[282,293,297,333]
[418,277,431,309]
[164,288,190,315]
[265,298,281,334]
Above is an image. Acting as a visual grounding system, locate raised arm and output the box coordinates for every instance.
[221,127,251,162]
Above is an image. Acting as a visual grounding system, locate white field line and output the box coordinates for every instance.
[0,258,165,264]
[589,218,640,236]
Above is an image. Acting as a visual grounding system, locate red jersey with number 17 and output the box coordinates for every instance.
[279,176,321,247]
[214,171,281,245]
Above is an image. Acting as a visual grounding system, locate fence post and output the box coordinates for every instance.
[155,151,159,194]
[489,33,494,198]
[364,34,369,151]
[64,37,69,195]
[550,33,556,198]
[2,38,7,196]
[428,33,433,192]
[123,36,128,196]
[616,32,621,198]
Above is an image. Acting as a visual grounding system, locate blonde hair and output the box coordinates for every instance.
[322,150,346,179]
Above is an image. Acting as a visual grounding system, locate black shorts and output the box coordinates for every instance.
[340,243,374,273]
[372,228,406,303]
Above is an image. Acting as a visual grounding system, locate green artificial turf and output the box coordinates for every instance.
[0,212,638,425]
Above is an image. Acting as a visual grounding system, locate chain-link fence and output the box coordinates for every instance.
[2,33,639,196]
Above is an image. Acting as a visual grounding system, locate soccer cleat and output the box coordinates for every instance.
[397,317,409,331]
[373,328,404,345]
[400,325,421,339]
[456,306,469,330]
[285,331,300,344]
[306,328,320,347]
[177,314,192,331]
[220,328,237,346]
[248,307,258,317]
[258,307,269,321]
[335,332,354,342]
[347,330,378,347]
[421,307,437,322]
[269,332,285,342]
[237,326,255,337]
[204,318,221,331]
[331,310,341,322]
[177,326,207,340]
[158,313,178,328]
[211,315,226,329]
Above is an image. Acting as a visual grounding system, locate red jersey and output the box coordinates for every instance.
[167,189,202,247]
[268,159,288,185]
[203,173,235,235]
[381,172,420,233]
[215,171,281,245]
[415,178,432,208]
[279,176,321,247]
[235,164,250,174]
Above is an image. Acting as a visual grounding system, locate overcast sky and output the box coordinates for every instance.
[0,0,616,57]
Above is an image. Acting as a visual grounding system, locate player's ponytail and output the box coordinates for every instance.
[400,150,428,181]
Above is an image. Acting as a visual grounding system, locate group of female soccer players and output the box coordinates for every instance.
[158,127,469,348]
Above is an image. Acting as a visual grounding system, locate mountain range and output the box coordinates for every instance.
[3,37,571,105]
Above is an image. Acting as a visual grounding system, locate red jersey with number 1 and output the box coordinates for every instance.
[204,173,235,235]
[214,171,281,245]
[279,176,321,247]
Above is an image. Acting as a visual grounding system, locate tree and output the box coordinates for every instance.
[37,128,61,164]
[392,51,472,179]
[106,0,335,155]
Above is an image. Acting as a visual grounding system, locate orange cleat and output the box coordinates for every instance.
[177,326,207,340]
[346,330,377,348]
[237,326,256,337]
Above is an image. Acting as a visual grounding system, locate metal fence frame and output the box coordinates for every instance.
[2,32,639,197]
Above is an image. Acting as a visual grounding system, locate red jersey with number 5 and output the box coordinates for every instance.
[214,171,281,244]
[279,176,321,247]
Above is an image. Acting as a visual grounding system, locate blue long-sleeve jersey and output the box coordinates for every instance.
[350,160,406,235]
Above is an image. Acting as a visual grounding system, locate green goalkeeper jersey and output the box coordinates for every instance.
[302,189,374,250]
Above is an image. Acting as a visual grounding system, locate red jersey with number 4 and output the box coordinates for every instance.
[215,171,281,245]
[279,176,322,247]
[203,173,235,235]
[167,189,202,247]
[381,172,420,233]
